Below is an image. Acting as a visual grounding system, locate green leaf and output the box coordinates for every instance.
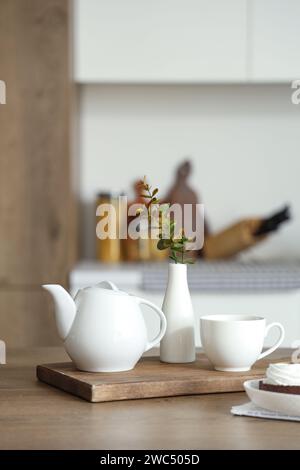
[157,239,170,250]
[170,222,176,237]
[157,239,165,250]
[142,194,153,199]
[174,239,184,245]
[171,243,184,251]
[159,204,170,214]
[169,255,178,263]
[152,188,159,196]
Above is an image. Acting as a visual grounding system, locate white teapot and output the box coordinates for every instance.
[42,281,167,372]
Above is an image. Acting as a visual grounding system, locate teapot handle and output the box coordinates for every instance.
[136,298,167,352]
[97,281,118,291]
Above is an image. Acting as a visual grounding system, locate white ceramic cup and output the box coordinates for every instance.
[200,314,285,372]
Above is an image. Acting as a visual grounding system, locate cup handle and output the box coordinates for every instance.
[258,322,285,360]
[136,297,167,352]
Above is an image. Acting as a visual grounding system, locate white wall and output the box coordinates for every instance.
[78,84,300,260]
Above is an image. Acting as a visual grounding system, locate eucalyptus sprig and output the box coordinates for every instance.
[138,177,195,264]
[157,227,195,264]
[138,176,160,213]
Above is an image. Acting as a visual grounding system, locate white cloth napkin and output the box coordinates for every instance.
[231,402,300,422]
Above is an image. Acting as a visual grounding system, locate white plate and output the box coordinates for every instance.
[244,379,300,417]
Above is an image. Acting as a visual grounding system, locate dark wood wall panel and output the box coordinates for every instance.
[0,0,75,286]
[0,0,76,345]
[0,290,60,347]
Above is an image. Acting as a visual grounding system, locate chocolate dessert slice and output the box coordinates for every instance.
[259,381,300,395]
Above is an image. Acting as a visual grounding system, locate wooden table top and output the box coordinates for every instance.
[0,347,299,450]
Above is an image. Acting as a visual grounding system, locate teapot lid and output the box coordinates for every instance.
[83,280,129,296]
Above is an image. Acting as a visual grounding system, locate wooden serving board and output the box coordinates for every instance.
[36,353,288,403]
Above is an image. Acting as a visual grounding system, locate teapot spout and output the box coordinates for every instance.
[42,284,76,340]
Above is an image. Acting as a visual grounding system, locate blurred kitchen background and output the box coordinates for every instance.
[1,0,300,348]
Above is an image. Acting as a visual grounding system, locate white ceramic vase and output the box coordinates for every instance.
[160,263,196,363]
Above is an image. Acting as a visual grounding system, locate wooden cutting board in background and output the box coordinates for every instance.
[36,353,288,403]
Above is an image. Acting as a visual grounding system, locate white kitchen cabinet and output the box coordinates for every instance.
[74,0,247,83]
[70,262,300,348]
[250,0,300,81]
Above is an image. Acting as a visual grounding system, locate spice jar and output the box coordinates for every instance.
[96,192,122,263]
